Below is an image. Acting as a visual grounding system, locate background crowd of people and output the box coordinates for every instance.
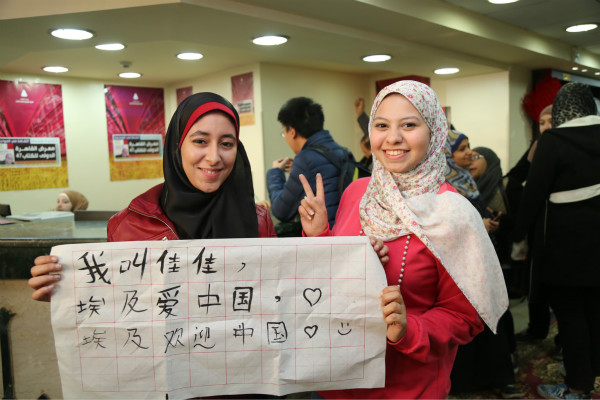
[28,79,600,399]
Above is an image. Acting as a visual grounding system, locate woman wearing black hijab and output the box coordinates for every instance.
[106,91,274,241]
[30,92,276,301]
[514,82,600,399]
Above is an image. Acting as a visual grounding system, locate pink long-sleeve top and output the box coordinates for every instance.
[318,178,483,399]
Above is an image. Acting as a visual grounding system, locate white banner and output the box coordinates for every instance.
[50,236,387,399]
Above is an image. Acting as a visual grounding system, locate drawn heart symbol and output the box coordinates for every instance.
[303,288,322,307]
[304,325,318,339]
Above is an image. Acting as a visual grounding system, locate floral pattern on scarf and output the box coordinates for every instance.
[358,80,508,332]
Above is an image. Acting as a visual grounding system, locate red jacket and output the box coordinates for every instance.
[107,184,277,242]
[319,179,483,399]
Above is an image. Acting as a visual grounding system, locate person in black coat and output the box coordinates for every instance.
[514,82,600,399]
[507,105,556,341]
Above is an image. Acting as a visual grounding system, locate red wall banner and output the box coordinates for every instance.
[0,79,67,191]
[231,72,255,126]
[105,85,166,181]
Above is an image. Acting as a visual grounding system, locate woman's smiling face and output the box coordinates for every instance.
[180,111,237,193]
[370,94,431,173]
[469,151,487,180]
[452,138,472,169]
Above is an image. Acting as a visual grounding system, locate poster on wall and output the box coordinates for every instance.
[105,85,166,181]
[176,86,193,105]
[0,79,67,191]
[231,72,255,126]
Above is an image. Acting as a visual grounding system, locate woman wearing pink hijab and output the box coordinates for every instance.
[298,80,508,399]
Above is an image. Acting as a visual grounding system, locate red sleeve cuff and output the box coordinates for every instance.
[386,314,420,351]
[302,226,332,237]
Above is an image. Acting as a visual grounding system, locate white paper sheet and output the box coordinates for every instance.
[50,236,387,399]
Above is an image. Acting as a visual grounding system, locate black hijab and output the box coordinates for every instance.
[472,146,504,208]
[160,92,259,239]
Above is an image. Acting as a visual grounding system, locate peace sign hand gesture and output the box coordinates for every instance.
[298,173,329,237]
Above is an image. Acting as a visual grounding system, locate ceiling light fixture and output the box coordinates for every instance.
[488,0,519,4]
[252,35,288,46]
[119,72,141,79]
[596,72,600,76]
[95,43,125,51]
[50,28,94,40]
[434,67,460,75]
[566,23,598,33]
[581,69,588,72]
[572,66,579,71]
[362,54,391,62]
[176,52,203,60]
[43,66,69,73]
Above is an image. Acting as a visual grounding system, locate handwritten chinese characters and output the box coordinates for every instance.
[51,237,387,399]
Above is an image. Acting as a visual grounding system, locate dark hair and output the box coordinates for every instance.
[360,135,371,150]
[277,97,324,138]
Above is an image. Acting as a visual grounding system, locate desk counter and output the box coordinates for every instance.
[0,220,107,279]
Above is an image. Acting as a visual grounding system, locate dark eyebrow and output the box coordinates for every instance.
[373,115,421,122]
[188,131,236,140]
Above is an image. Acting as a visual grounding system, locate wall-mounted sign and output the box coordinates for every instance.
[105,85,166,181]
[0,80,67,191]
[231,72,255,126]
[176,86,193,105]
[112,134,163,161]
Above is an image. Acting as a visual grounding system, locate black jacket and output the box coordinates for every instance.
[513,116,600,287]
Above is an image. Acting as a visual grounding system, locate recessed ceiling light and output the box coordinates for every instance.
[43,66,69,73]
[119,72,141,79]
[434,67,460,75]
[572,66,579,71]
[176,52,203,60]
[50,28,94,40]
[488,0,519,4]
[95,43,125,51]
[566,24,598,33]
[252,35,288,46]
[362,54,391,62]
[595,72,600,76]
[581,69,588,72]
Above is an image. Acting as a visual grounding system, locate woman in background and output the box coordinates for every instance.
[508,104,557,343]
[515,82,600,400]
[450,145,522,399]
[444,129,499,235]
[471,147,512,262]
[55,190,89,211]
[470,147,508,216]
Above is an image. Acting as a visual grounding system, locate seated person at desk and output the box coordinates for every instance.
[55,190,89,212]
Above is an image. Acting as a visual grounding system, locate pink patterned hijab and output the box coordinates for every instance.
[359,80,507,332]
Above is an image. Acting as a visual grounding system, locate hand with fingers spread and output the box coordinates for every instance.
[298,173,329,236]
[370,236,389,266]
[381,285,407,342]
[29,255,62,302]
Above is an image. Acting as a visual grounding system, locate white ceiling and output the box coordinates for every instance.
[0,0,599,86]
